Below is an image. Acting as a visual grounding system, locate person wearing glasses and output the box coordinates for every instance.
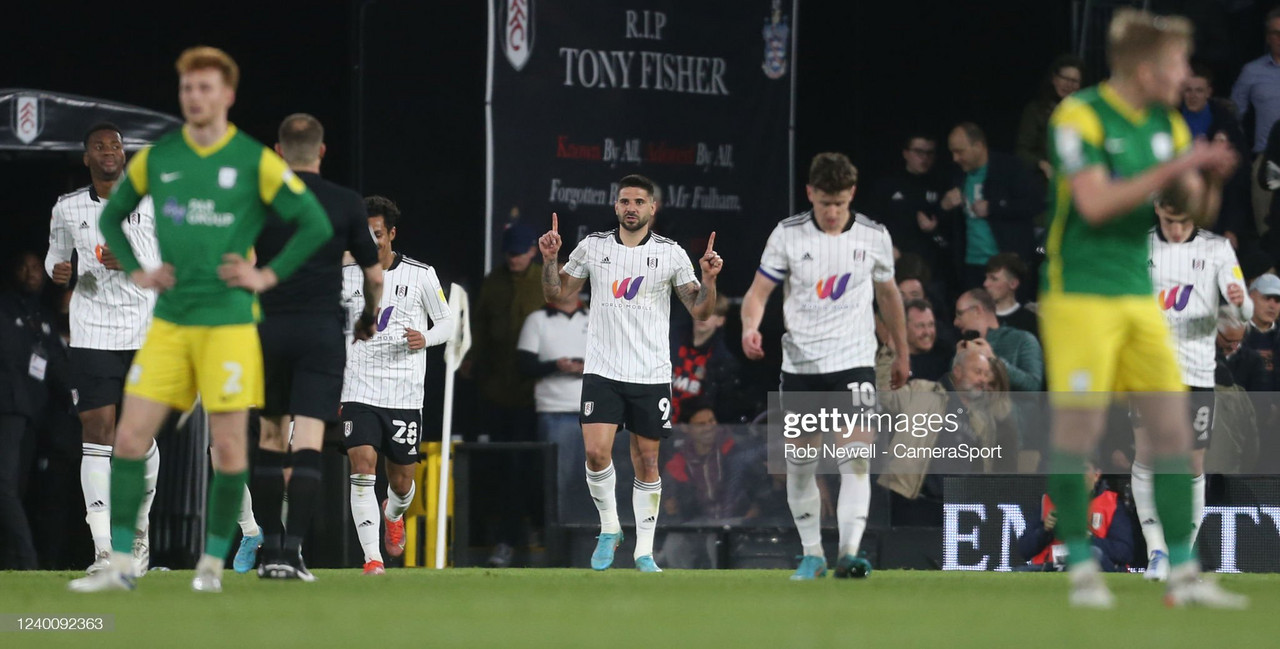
[1017,54,1086,181]
[862,133,948,264]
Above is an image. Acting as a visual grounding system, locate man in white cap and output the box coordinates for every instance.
[1244,273,1280,391]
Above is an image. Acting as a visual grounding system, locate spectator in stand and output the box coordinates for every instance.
[517,286,590,524]
[1016,458,1134,572]
[468,223,546,440]
[1180,64,1252,248]
[670,295,746,423]
[897,253,955,341]
[662,398,751,524]
[941,123,1043,291]
[1243,272,1280,390]
[1016,54,1085,181]
[954,288,1043,391]
[983,253,1039,339]
[1231,7,1280,236]
[467,223,547,567]
[864,133,948,263]
[1220,305,1266,392]
[905,299,952,382]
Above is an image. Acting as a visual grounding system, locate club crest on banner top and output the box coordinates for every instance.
[503,0,533,71]
[13,94,42,144]
[761,1,790,80]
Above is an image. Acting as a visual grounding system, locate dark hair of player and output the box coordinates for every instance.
[808,152,857,193]
[83,121,122,149]
[364,195,400,230]
[618,174,660,202]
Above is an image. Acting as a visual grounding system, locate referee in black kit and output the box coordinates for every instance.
[237,113,384,579]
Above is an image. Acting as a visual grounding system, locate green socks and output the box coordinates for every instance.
[1047,451,1092,567]
[205,470,248,560]
[109,457,148,555]
[1153,456,1194,566]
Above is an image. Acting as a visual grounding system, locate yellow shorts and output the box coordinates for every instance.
[126,318,264,413]
[1039,293,1185,407]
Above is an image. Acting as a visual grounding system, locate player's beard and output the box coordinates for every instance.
[619,213,650,232]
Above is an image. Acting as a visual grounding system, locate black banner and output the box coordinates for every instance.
[0,89,181,152]
[487,0,796,290]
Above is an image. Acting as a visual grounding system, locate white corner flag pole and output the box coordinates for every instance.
[437,283,471,569]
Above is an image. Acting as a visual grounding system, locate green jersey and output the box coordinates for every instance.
[100,125,332,326]
[1042,82,1191,297]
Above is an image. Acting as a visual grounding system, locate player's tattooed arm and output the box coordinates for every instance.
[680,232,722,320]
[542,259,561,301]
[676,281,717,321]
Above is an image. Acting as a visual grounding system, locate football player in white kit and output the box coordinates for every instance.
[741,152,909,580]
[538,174,722,573]
[46,122,161,576]
[1137,177,1251,580]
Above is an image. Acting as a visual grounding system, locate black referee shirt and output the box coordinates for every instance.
[256,172,379,315]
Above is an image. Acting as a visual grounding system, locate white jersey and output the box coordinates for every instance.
[517,306,590,413]
[1148,227,1252,387]
[758,211,895,374]
[562,229,699,384]
[340,254,453,409]
[45,186,159,350]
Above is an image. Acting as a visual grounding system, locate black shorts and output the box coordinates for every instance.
[69,348,136,413]
[1128,386,1215,450]
[340,402,422,465]
[1188,387,1216,451]
[259,313,346,421]
[779,367,878,409]
[579,374,673,440]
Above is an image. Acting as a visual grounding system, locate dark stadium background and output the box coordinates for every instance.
[5,0,1268,291]
[6,0,1268,443]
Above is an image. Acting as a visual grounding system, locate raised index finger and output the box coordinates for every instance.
[706,232,716,254]
[552,213,558,233]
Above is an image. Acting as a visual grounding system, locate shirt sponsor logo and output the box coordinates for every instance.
[376,306,396,332]
[1158,284,1194,312]
[815,273,852,300]
[184,199,234,226]
[611,276,644,300]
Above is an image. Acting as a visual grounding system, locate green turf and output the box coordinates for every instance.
[1,569,1277,648]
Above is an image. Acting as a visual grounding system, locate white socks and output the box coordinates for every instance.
[136,441,160,533]
[1191,474,1206,546]
[83,440,159,552]
[386,481,416,522]
[350,474,381,563]
[82,443,113,554]
[633,478,661,559]
[1132,462,1167,556]
[239,484,260,537]
[837,444,871,558]
[787,456,823,557]
[586,463,621,534]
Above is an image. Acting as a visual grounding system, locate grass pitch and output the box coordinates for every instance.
[1,569,1276,648]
